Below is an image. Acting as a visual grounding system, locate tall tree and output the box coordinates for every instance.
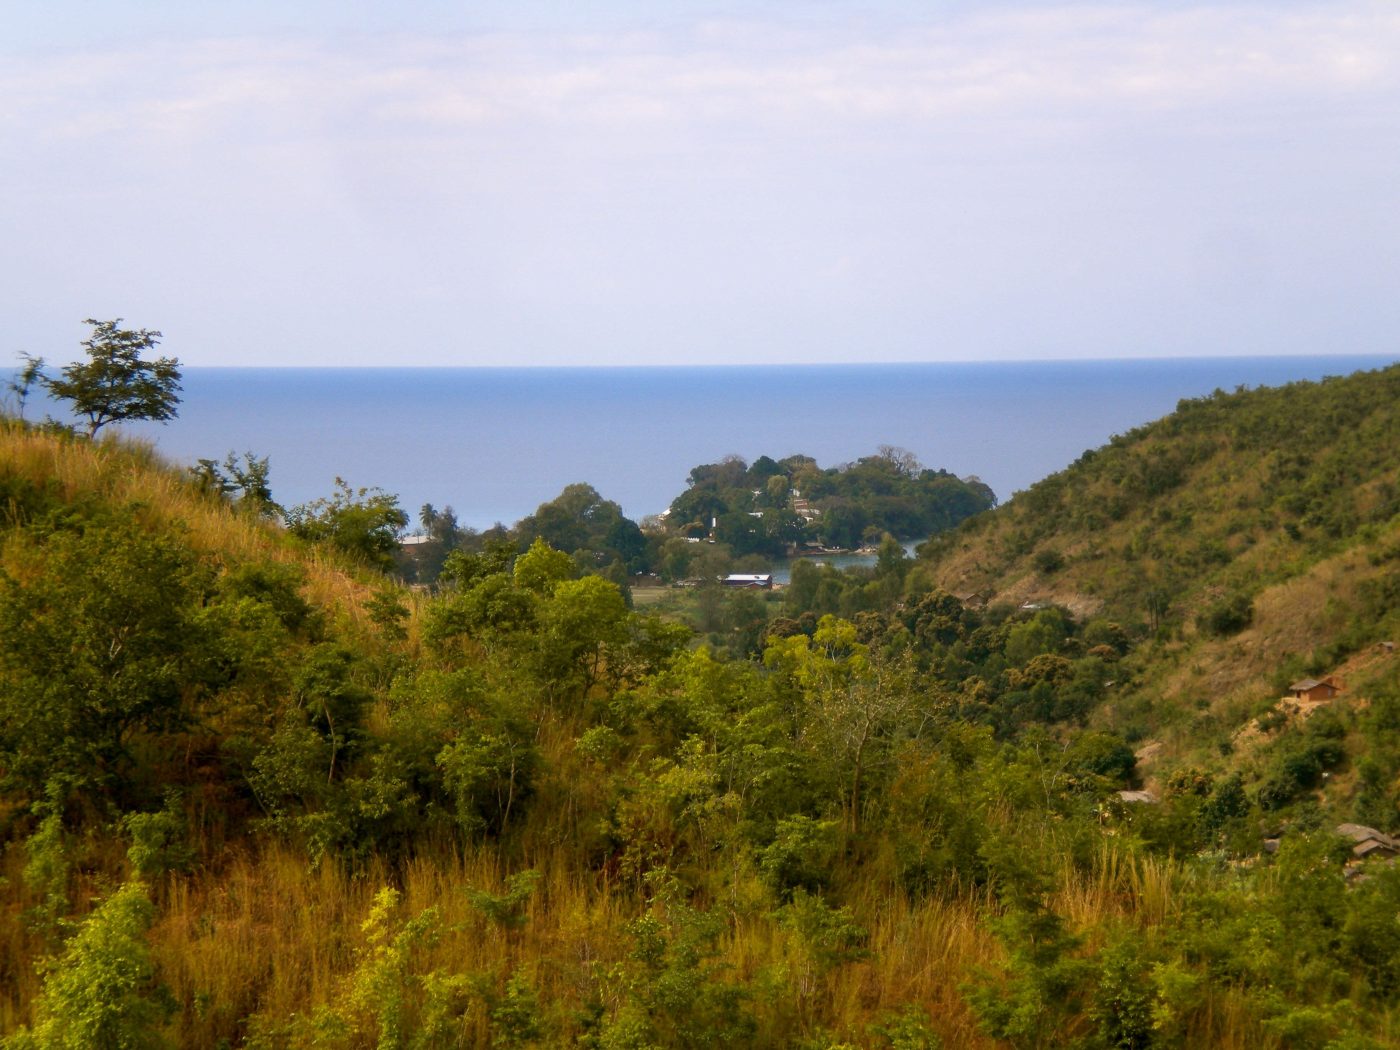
[43,319,181,437]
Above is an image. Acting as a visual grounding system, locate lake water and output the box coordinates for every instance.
[93,356,1395,530]
[769,540,924,585]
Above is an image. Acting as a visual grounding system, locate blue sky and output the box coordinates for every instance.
[5,1,1398,366]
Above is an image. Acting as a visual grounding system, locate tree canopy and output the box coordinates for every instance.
[285,478,409,571]
[41,319,181,437]
[667,447,996,551]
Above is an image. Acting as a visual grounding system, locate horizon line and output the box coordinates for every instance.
[171,351,1400,371]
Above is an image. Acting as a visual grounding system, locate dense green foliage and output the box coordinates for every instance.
[3,363,1400,1048]
[397,448,993,589]
[666,448,995,555]
[285,478,411,572]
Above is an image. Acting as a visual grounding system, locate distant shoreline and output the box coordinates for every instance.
[116,355,1398,532]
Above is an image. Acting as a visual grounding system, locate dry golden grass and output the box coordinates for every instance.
[8,826,1007,1047]
[856,890,995,1045]
[0,812,1304,1049]
[145,844,627,1047]
[0,424,397,632]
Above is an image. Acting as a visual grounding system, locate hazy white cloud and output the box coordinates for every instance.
[9,6,1397,141]
[4,2,1399,365]
[49,14,1400,114]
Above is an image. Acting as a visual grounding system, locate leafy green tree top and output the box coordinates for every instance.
[190,451,282,517]
[43,319,181,437]
[285,478,409,572]
[514,537,576,595]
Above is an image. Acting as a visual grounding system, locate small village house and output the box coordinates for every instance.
[1288,675,1344,702]
[721,574,773,589]
[1335,823,1399,861]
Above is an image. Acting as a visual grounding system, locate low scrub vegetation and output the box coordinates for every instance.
[2,363,1400,1048]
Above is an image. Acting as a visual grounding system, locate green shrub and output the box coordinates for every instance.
[758,816,840,899]
[467,870,540,932]
[1089,936,1155,1050]
[1198,593,1254,637]
[5,882,169,1050]
[123,793,194,880]
[21,806,68,942]
[775,890,870,976]
[869,1004,941,1049]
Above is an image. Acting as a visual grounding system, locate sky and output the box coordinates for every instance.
[5,1,1399,367]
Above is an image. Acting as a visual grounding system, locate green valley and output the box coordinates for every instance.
[1,362,1399,1048]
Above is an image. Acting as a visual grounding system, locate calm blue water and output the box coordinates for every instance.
[91,356,1393,530]
[770,540,923,585]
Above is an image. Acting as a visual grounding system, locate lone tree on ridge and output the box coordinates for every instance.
[42,318,181,437]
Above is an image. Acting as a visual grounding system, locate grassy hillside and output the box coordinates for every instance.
[918,362,1400,760]
[0,423,1012,1048]
[923,362,1399,619]
[0,424,381,618]
[4,405,1400,1050]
